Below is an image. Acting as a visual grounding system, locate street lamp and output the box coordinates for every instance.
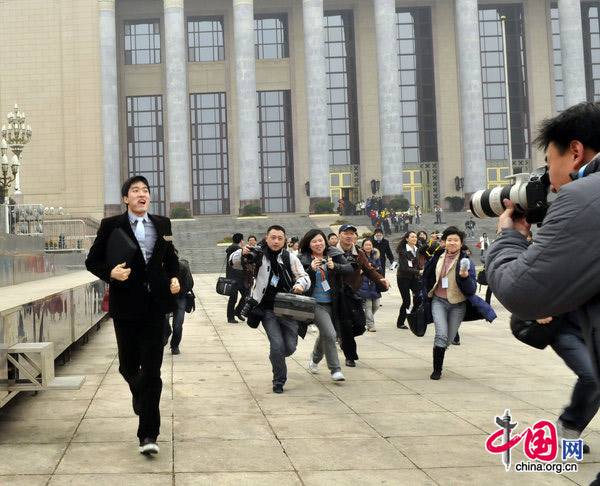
[1,104,32,233]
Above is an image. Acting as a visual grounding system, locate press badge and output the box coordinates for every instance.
[441,277,449,288]
[321,280,331,292]
[270,275,280,287]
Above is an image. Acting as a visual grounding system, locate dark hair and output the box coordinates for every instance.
[441,226,465,242]
[534,101,600,153]
[362,236,374,248]
[121,175,150,198]
[266,225,286,235]
[298,229,328,254]
[396,231,417,254]
[327,232,337,240]
[417,230,427,239]
[248,234,257,241]
[373,228,383,234]
[232,233,243,244]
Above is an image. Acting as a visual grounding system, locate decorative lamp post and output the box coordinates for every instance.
[1,104,32,233]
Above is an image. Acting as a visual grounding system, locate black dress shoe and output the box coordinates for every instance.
[397,324,408,329]
[171,346,180,355]
[273,384,284,394]
[345,359,356,367]
[227,318,239,324]
[235,313,246,322]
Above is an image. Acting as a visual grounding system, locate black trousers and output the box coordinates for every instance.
[227,283,248,320]
[113,315,164,441]
[397,277,421,326]
[340,323,358,361]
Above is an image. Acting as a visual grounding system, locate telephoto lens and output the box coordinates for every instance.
[469,166,553,224]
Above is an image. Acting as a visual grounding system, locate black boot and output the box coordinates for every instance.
[430,346,446,380]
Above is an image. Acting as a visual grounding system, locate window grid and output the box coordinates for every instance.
[126,95,166,215]
[582,3,600,101]
[187,16,225,62]
[550,6,565,113]
[396,7,438,164]
[324,11,360,166]
[257,90,295,213]
[124,20,161,65]
[479,5,530,161]
[189,92,230,215]
[254,14,289,59]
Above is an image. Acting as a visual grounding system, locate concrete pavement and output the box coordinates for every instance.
[1,272,599,485]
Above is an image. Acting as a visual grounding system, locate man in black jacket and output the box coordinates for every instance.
[226,233,247,323]
[86,175,180,456]
[372,228,395,276]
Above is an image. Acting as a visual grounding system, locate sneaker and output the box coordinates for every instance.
[139,437,159,455]
[345,359,356,367]
[368,327,377,332]
[273,384,284,394]
[452,335,461,345]
[556,420,589,451]
[309,324,318,332]
[171,346,180,355]
[331,371,345,381]
[309,358,319,374]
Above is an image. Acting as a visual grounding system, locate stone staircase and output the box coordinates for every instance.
[171,211,503,273]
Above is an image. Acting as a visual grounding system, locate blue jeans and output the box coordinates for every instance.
[164,296,186,348]
[261,309,299,386]
[431,295,466,348]
[551,329,600,432]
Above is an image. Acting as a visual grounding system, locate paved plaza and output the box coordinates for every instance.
[1,272,600,485]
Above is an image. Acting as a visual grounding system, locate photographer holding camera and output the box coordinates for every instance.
[486,103,600,474]
[229,225,310,394]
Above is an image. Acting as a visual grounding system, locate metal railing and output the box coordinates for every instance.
[43,219,91,251]
[4,203,45,235]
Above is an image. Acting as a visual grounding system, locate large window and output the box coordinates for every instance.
[479,5,530,161]
[254,14,289,59]
[324,11,360,166]
[551,2,600,112]
[583,3,600,101]
[126,96,166,215]
[396,7,438,164]
[124,20,161,65]
[550,6,564,113]
[189,93,229,215]
[187,16,225,62]
[257,91,295,213]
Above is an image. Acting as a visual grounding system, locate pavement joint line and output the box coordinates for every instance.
[194,292,307,484]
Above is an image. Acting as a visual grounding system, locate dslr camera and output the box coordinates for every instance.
[242,246,264,264]
[240,297,259,318]
[470,166,555,225]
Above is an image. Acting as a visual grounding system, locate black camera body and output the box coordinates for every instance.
[240,297,260,318]
[242,246,264,265]
[470,166,554,225]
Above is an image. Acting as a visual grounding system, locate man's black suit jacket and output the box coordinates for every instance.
[86,212,179,320]
[373,238,394,268]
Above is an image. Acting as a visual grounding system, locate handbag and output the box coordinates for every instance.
[407,301,427,337]
[216,277,237,296]
[510,314,562,350]
[185,290,196,313]
[216,254,238,296]
[476,268,487,285]
[101,288,110,312]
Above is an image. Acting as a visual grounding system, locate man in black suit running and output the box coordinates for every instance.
[86,175,180,455]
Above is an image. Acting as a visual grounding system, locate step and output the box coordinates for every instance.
[4,342,85,391]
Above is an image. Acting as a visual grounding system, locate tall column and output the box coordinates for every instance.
[559,0,587,108]
[455,0,486,194]
[164,0,192,214]
[302,0,330,209]
[99,0,122,215]
[233,0,260,211]
[374,0,403,201]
